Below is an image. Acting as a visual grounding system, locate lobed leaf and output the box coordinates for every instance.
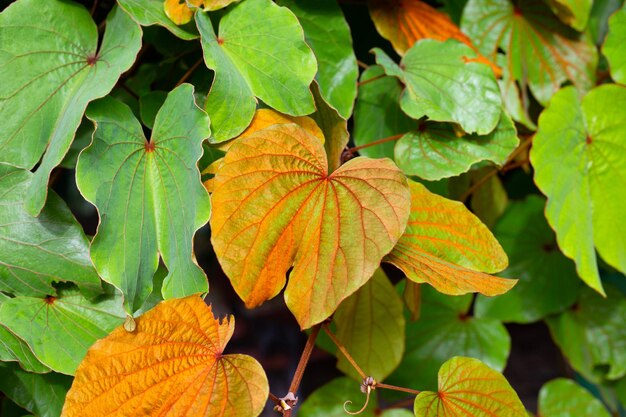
[530,85,626,294]
[196,0,317,141]
[0,1,142,215]
[413,356,526,417]
[77,84,211,313]
[373,39,502,135]
[210,120,411,329]
[61,296,268,417]
[385,180,515,296]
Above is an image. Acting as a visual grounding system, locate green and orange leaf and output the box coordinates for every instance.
[210,119,411,329]
[62,296,268,417]
[368,0,501,76]
[385,180,516,296]
[413,356,527,417]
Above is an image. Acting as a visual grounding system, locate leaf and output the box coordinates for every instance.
[403,280,422,321]
[373,39,502,135]
[461,0,598,105]
[0,165,100,298]
[546,0,594,31]
[117,0,198,39]
[310,82,350,172]
[353,66,416,160]
[496,55,537,130]
[0,1,142,215]
[299,377,413,417]
[0,287,126,375]
[0,362,72,417]
[138,90,167,129]
[394,113,519,181]
[196,0,317,141]
[76,84,211,313]
[277,0,358,119]
[413,357,526,417]
[604,5,626,85]
[388,285,510,392]
[210,121,411,329]
[368,0,500,75]
[62,296,269,417]
[384,180,515,296]
[530,85,626,294]
[469,168,508,228]
[475,196,580,323]
[538,378,611,417]
[334,269,405,381]
[163,0,195,25]
[546,286,626,382]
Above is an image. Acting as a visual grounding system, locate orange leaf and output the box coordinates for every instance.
[414,356,527,417]
[62,296,268,417]
[164,0,194,25]
[368,0,501,76]
[210,121,411,329]
[385,180,516,296]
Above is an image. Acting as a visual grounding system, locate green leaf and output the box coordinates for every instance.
[475,196,580,323]
[469,168,508,228]
[139,90,168,129]
[77,84,211,313]
[604,5,626,85]
[334,269,405,381]
[0,287,125,375]
[538,378,611,417]
[388,285,510,392]
[0,362,71,417]
[277,0,358,119]
[462,0,597,105]
[394,114,518,181]
[310,82,349,172]
[373,39,502,135]
[589,0,624,45]
[530,85,626,295]
[497,54,537,130]
[413,356,526,417]
[546,0,594,30]
[353,66,416,160]
[0,166,100,298]
[196,0,317,141]
[0,1,142,215]
[546,286,626,382]
[117,0,198,40]
[298,377,413,417]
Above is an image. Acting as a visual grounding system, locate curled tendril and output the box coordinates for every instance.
[343,377,377,415]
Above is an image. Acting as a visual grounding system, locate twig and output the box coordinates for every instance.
[322,323,367,379]
[289,324,321,394]
[175,57,204,87]
[346,134,405,155]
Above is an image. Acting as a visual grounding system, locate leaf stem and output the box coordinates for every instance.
[357,60,369,70]
[376,382,420,396]
[289,324,322,394]
[357,73,385,87]
[175,58,204,87]
[346,134,405,155]
[90,0,98,16]
[322,323,367,380]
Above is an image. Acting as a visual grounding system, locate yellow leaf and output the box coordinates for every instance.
[368,0,501,76]
[385,180,516,296]
[62,296,268,417]
[164,0,194,25]
[210,122,411,329]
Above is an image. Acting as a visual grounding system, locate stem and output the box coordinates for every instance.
[357,73,385,87]
[289,324,321,394]
[357,60,369,70]
[322,323,367,379]
[90,0,98,16]
[376,382,421,396]
[175,58,204,87]
[346,134,405,155]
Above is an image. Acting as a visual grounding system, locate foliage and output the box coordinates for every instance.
[0,0,625,416]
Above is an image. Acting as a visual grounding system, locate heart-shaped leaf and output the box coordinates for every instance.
[546,286,626,382]
[475,196,580,323]
[413,356,526,417]
[334,269,405,381]
[0,1,142,215]
[61,296,269,417]
[0,287,126,375]
[546,0,594,30]
[462,0,597,105]
[394,114,519,181]
[196,0,317,141]
[210,121,411,329]
[373,39,502,135]
[385,180,515,296]
[0,165,100,298]
[604,5,626,85]
[530,85,626,294]
[278,0,358,119]
[538,378,611,417]
[117,0,198,39]
[77,84,211,313]
[388,285,510,392]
